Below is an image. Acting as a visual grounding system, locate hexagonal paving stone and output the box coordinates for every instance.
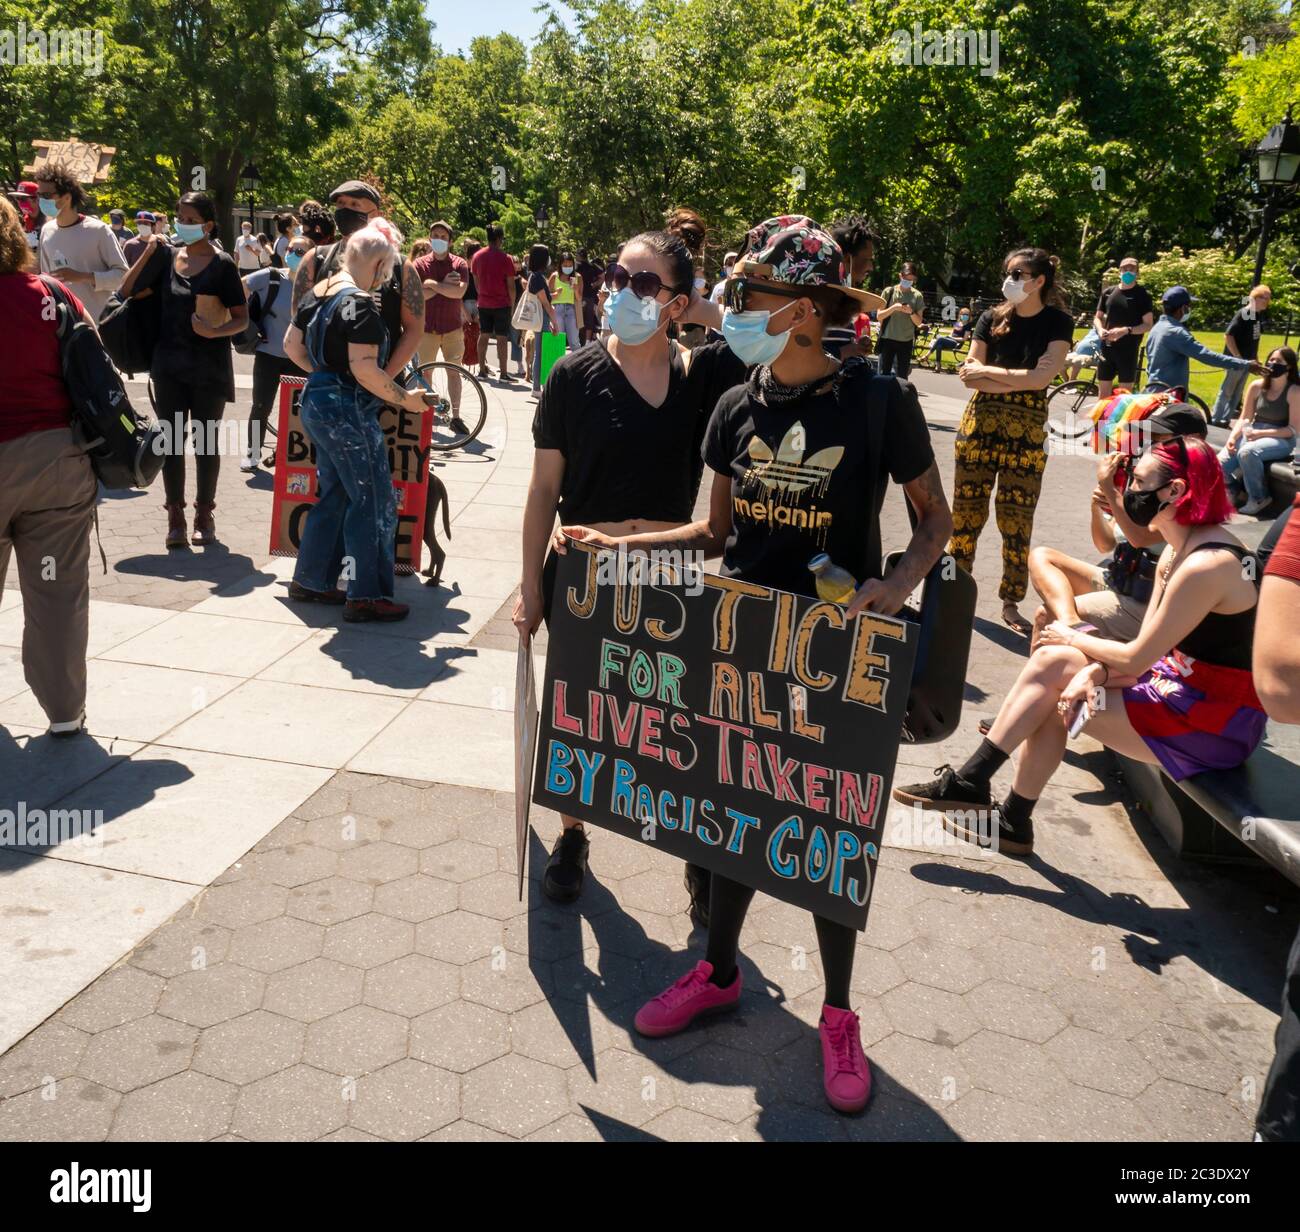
[507,997,617,1070]
[973,937,1070,993]
[1133,1023,1240,1094]
[1135,1077,1253,1141]
[78,1015,199,1093]
[409,1001,510,1073]
[194,881,288,929]
[415,911,503,964]
[670,1042,771,1125]
[157,964,266,1029]
[350,1059,459,1141]
[966,979,1069,1044]
[109,1071,238,1141]
[374,812,457,850]
[462,1055,570,1137]
[849,946,908,998]
[1044,1026,1157,1098]
[263,958,363,1023]
[616,869,684,916]
[373,875,458,923]
[1050,976,1174,1040]
[567,1048,679,1128]
[303,1005,408,1076]
[192,1011,305,1085]
[348,779,430,822]
[954,1029,1071,1104]
[419,838,497,883]
[895,936,988,994]
[241,844,339,888]
[0,1078,120,1141]
[642,1106,760,1142]
[459,952,552,1013]
[551,947,642,1005]
[129,919,231,978]
[286,876,374,925]
[227,916,325,974]
[233,1064,350,1141]
[882,981,982,1046]
[457,870,531,920]
[58,965,163,1034]
[364,954,460,1018]
[1050,1081,1158,1141]
[337,841,420,885]
[0,1020,91,1098]
[867,1031,973,1106]
[322,914,414,969]
[945,1087,1067,1142]
[302,812,386,851]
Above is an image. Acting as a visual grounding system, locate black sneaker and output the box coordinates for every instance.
[684,863,711,928]
[449,417,472,437]
[944,801,1034,857]
[543,827,590,903]
[892,765,991,812]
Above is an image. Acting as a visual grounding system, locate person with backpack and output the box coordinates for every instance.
[118,191,248,549]
[875,259,925,377]
[281,218,431,623]
[0,195,98,736]
[553,215,952,1115]
[240,234,310,471]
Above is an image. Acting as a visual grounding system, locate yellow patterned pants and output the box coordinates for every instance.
[947,390,1048,603]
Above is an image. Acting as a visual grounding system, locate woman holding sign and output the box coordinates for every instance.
[281,218,431,623]
[516,208,744,909]
[558,216,953,1114]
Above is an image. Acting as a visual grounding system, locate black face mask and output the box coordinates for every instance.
[1122,485,1169,527]
[1267,360,1288,378]
[333,206,369,236]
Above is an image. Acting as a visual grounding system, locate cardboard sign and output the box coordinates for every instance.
[532,544,918,931]
[515,637,540,899]
[268,376,433,575]
[27,140,115,184]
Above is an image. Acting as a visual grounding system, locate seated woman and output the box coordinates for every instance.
[1219,346,1299,517]
[922,306,973,365]
[896,436,1266,857]
[1064,324,1102,382]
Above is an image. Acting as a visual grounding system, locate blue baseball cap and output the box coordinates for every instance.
[1161,286,1197,311]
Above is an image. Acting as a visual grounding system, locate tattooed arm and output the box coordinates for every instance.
[384,260,426,378]
[845,461,953,617]
[289,247,317,317]
[348,342,429,414]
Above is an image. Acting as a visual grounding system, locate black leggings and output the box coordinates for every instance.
[154,374,228,505]
[705,872,857,1010]
[250,352,303,454]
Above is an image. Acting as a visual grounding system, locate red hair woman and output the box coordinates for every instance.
[895,436,1266,856]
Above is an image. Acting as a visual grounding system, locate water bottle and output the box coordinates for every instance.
[808,554,858,604]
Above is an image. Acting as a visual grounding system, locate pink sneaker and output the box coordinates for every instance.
[634,960,741,1037]
[820,1005,872,1113]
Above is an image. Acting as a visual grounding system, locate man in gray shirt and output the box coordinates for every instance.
[876,259,925,377]
[33,162,127,321]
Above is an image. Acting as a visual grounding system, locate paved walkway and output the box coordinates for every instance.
[0,362,1294,1141]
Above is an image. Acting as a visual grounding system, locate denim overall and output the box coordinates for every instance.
[292,289,398,601]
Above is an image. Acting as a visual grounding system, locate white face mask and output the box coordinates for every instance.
[1002,275,1029,303]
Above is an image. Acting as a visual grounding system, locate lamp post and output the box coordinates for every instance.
[1252,105,1300,287]
[240,161,260,235]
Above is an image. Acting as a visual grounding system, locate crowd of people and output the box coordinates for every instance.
[2,162,1298,1138]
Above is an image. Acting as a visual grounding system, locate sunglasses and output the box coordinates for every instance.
[36,190,59,200]
[1005,267,1037,281]
[721,278,815,314]
[603,263,685,299]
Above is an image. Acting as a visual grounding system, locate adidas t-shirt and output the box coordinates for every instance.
[702,365,934,597]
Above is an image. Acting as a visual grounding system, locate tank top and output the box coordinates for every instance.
[552,275,575,306]
[315,241,403,346]
[1254,381,1294,429]
[1164,542,1257,670]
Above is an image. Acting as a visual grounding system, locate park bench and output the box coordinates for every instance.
[1265,457,1299,516]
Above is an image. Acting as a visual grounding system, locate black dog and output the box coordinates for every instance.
[422,472,452,586]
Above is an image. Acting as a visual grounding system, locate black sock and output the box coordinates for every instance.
[958,738,1010,788]
[998,790,1037,830]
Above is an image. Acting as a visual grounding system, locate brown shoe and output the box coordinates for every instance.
[191,501,218,546]
[343,598,410,623]
[288,580,347,605]
[164,502,187,550]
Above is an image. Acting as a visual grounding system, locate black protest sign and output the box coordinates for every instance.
[532,543,917,930]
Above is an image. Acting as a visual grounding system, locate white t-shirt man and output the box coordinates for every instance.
[235,227,263,272]
[38,213,129,320]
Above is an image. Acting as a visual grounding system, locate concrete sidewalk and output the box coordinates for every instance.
[0,364,1294,1141]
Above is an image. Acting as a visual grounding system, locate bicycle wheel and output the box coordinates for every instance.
[403,361,488,452]
[1045,379,1099,442]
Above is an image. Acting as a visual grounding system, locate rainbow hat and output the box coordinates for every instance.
[1088,390,1173,455]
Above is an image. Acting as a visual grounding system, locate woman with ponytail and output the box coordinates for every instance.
[949,248,1073,635]
[515,206,744,909]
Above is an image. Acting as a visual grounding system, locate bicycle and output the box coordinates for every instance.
[399,360,489,452]
[914,330,971,373]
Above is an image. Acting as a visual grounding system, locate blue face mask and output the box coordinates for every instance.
[175,222,207,245]
[899,277,913,290]
[605,286,664,345]
[1120,271,1137,287]
[39,198,59,217]
[722,307,792,366]
[286,251,303,273]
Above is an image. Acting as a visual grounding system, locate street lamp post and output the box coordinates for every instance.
[240,161,261,235]
[1252,105,1300,287]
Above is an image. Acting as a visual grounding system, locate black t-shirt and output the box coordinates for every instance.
[150,248,245,400]
[528,271,549,298]
[577,261,602,300]
[533,338,747,524]
[702,366,935,596]
[1096,284,1154,336]
[315,242,403,343]
[972,304,1073,371]
[293,288,388,378]
[1226,308,1266,361]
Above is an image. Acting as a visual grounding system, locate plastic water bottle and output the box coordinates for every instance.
[808,554,858,604]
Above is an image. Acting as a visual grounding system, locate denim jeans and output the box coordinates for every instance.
[532,317,553,392]
[293,372,397,601]
[1218,435,1295,503]
[1210,366,1249,425]
[509,325,522,364]
[555,302,580,351]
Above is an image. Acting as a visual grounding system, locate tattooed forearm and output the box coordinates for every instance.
[290,250,316,315]
[401,262,423,320]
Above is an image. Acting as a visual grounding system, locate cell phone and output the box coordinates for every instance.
[1066,700,1090,740]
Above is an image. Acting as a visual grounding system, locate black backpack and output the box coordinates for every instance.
[96,241,169,375]
[234,268,284,355]
[41,277,166,490]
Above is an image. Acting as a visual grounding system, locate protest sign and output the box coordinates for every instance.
[269,377,433,574]
[515,636,540,899]
[532,543,917,930]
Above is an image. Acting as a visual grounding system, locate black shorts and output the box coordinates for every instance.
[1097,338,1139,384]
[479,306,512,338]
